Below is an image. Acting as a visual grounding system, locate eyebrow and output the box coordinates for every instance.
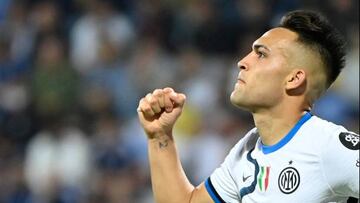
[253,44,270,52]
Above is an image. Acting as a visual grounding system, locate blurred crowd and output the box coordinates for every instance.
[0,0,358,202]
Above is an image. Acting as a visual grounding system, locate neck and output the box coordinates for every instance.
[252,104,308,146]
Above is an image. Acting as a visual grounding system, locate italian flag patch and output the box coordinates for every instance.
[258,166,270,191]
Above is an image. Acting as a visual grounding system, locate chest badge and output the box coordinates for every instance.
[278,165,300,194]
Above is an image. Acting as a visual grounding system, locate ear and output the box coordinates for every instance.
[285,69,306,90]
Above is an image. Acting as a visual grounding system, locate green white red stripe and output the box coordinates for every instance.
[258,166,270,191]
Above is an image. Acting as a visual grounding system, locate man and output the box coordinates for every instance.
[137,10,359,203]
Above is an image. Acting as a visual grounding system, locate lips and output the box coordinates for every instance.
[237,78,245,84]
[237,72,245,84]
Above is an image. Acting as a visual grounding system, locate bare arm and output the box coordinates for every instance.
[137,88,213,203]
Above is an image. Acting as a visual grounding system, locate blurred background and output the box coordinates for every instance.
[0,0,358,202]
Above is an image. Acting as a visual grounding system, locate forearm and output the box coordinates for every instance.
[148,134,195,203]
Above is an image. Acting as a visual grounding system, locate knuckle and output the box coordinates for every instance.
[143,106,152,113]
[149,98,157,106]
[145,94,154,103]
[153,89,162,96]
[145,93,152,99]
[139,98,146,106]
[163,87,174,92]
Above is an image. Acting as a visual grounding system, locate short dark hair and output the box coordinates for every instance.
[279,10,346,88]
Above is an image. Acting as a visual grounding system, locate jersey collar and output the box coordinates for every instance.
[260,112,312,154]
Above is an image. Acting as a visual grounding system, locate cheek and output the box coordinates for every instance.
[251,71,285,95]
[256,59,288,84]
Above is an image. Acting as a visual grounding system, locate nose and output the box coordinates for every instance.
[237,60,248,71]
[237,53,250,71]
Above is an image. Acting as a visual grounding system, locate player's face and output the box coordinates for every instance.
[230,28,298,112]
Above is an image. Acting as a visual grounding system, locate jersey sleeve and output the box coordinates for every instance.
[205,150,239,203]
[205,128,257,203]
[320,127,359,198]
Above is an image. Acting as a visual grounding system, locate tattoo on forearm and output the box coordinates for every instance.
[159,138,169,149]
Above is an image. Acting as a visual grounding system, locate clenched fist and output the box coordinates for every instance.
[137,87,186,139]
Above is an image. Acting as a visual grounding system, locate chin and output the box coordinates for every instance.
[230,93,243,107]
[230,91,238,104]
[230,92,252,111]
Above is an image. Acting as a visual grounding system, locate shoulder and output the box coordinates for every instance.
[305,115,355,140]
[312,116,360,196]
[307,115,345,132]
[307,114,359,154]
[296,114,359,154]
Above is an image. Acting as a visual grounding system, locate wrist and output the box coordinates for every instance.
[146,128,173,140]
[148,133,174,149]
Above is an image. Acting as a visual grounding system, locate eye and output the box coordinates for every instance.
[257,51,266,58]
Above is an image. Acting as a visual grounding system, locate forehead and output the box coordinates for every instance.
[253,27,299,51]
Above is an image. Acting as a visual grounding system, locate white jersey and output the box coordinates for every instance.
[205,112,359,203]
